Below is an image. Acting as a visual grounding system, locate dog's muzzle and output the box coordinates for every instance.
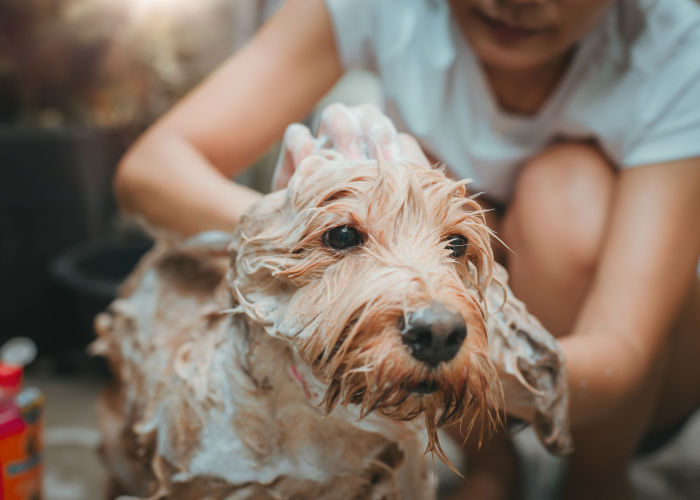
[400,302,467,368]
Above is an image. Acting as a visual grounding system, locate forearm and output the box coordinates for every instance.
[115,129,262,236]
[561,330,666,427]
[114,0,341,236]
[563,269,696,427]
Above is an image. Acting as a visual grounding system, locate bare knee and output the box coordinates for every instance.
[502,142,615,278]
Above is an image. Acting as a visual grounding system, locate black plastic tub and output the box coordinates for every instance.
[50,238,152,373]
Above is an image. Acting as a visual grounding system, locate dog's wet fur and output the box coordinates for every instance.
[93,117,571,499]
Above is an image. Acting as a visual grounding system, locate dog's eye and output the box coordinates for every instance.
[446,234,468,258]
[323,225,362,250]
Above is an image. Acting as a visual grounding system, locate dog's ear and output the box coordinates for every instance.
[231,190,287,250]
[228,188,293,326]
[291,154,332,182]
[285,154,344,202]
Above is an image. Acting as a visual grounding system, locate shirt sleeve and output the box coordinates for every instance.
[623,31,700,167]
[324,0,379,71]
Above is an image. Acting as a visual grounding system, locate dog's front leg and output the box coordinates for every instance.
[486,262,574,454]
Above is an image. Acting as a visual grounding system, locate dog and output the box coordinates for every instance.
[92,104,571,499]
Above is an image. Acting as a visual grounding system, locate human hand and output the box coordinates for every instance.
[271,103,430,191]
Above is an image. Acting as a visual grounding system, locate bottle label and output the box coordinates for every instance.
[0,389,43,500]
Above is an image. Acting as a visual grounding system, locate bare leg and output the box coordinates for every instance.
[446,142,615,500]
[499,142,700,498]
[562,279,700,500]
[444,423,520,500]
[501,142,614,337]
[500,142,628,498]
[457,142,699,499]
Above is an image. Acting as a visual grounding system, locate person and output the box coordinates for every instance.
[114,0,700,498]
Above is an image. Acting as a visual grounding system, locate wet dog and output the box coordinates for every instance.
[93,104,571,499]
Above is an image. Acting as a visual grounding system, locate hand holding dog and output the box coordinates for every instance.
[272,103,431,191]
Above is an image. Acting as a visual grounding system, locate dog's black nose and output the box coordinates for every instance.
[400,303,467,367]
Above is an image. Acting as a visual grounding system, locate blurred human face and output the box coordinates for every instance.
[449,0,615,71]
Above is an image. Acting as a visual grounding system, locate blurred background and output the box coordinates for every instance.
[0,1,697,499]
[1,0,281,372]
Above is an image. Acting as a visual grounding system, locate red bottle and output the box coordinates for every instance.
[0,362,43,500]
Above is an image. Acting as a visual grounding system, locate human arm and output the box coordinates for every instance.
[561,158,700,426]
[114,0,343,236]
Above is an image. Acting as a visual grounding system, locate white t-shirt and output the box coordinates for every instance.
[324,0,700,202]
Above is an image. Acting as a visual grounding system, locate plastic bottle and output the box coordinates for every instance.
[0,339,43,500]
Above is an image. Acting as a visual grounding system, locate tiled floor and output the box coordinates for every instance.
[31,375,700,500]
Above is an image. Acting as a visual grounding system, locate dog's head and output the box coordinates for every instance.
[230,154,501,459]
